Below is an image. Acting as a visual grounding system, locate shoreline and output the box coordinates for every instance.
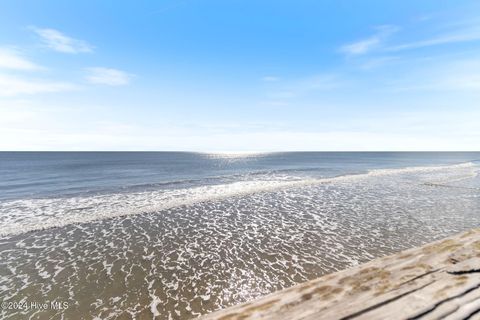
[2,160,476,238]
[202,228,480,319]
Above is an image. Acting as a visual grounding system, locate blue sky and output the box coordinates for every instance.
[0,0,479,151]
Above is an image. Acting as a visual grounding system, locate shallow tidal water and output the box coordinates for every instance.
[1,153,480,319]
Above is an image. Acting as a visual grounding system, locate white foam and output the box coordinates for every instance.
[366,162,476,177]
[0,162,476,237]
[149,296,161,318]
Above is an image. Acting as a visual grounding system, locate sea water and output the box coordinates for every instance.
[1,152,479,319]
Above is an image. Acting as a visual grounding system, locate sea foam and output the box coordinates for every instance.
[0,162,476,237]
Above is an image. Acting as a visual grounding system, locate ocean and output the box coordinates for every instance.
[1,152,480,319]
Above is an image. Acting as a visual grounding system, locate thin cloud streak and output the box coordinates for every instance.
[0,74,78,96]
[31,27,93,53]
[85,67,133,86]
[386,19,480,51]
[343,20,480,55]
[341,25,399,55]
[387,31,480,51]
[0,48,43,71]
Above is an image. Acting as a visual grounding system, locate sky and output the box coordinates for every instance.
[0,0,479,151]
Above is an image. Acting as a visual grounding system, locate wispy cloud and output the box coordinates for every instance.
[32,27,93,53]
[341,25,399,55]
[387,23,480,51]
[85,67,133,86]
[0,44,77,96]
[0,48,43,71]
[0,74,78,96]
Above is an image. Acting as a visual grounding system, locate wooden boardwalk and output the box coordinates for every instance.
[202,228,480,320]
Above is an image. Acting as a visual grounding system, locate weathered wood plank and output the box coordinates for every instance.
[201,228,480,320]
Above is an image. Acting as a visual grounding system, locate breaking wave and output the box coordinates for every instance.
[0,162,476,237]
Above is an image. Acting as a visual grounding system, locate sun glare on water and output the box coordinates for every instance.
[201,151,273,159]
